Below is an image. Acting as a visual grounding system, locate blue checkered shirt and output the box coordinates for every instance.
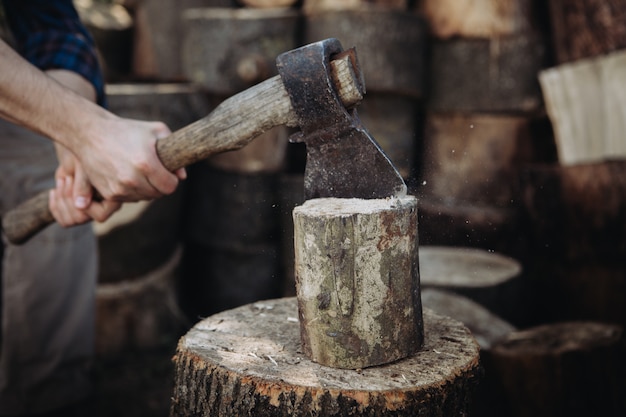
[2,0,106,106]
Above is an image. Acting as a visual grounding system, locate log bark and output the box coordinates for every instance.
[427,34,546,112]
[539,50,626,165]
[293,197,422,369]
[483,321,626,417]
[417,0,534,39]
[548,0,626,64]
[171,297,481,417]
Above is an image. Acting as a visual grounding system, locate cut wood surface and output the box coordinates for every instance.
[419,245,524,324]
[171,297,481,417]
[421,288,516,350]
[485,321,626,417]
[539,50,626,165]
[293,197,422,369]
[548,0,626,64]
[417,0,534,38]
[427,34,545,112]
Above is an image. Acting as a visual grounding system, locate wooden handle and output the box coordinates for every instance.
[1,54,363,245]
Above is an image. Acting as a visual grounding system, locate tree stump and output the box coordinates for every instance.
[293,197,422,369]
[171,297,481,417]
[484,321,626,417]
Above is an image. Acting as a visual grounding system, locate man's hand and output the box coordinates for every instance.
[50,143,121,227]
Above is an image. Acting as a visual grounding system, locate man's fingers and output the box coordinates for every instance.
[86,199,122,223]
[72,165,93,209]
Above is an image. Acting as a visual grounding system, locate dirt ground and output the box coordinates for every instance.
[94,345,177,417]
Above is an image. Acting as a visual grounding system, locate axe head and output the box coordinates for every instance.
[277,38,407,200]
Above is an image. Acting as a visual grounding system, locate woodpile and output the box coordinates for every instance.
[80,1,626,415]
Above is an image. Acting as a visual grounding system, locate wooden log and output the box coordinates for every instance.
[179,166,282,318]
[304,9,425,96]
[483,321,626,417]
[303,0,408,13]
[416,0,534,39]
[171,297,481,417]
[182,7,300,94]
[96,246,186,356]
[418,112,538,208]
[106,83,212,131]
[419,246,524,323]
[120,0,234,81]
[427,34,546,112]
[75,0,133,81]
[421,288,516,350]
[521,160,626,261]
[539,50,626,165]
[357,94,419,179]
[548,0,626,64]
[207,125,289,173]
[238,0,298,7]
[293,197,422,369]
[416,199,524,257]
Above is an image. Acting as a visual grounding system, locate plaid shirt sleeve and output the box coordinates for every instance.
[2,0,106,107]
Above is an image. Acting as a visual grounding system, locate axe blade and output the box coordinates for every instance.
[300,110,407,200]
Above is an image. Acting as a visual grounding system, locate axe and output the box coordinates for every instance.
[2,38,406,245]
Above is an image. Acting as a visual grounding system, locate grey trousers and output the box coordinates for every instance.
[0,119,97,415]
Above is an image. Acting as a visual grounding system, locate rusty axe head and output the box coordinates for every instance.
[276,38,407,200]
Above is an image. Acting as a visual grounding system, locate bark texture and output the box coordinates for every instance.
[293,197,422,369]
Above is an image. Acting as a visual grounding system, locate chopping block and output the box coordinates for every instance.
[170,297,481,417]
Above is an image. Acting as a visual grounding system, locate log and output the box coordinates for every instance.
[539,50,626,165]
[418,112,537,208]
[416,0,534,39]
[548,0,626,64]
[171,297,482,417]
[207,125,289,173]
[181,7,300,94]
[421,288,516,350]
[419,246,524,324]
[96,246,186,356]
[415,199,524,257]
[304,9,425,96]
[179,166,282,318]
[106,83,212,131]
[293,197,422,369]
[357,94,420,179]
[238,0,298,7]
[303,0,408,13]
[521,160,626,261]
[427,34,546,112]
[483,321,626,417]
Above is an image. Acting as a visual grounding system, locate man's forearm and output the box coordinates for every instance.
[0,38,110,152]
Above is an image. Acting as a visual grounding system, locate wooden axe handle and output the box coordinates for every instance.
[2,54,363,244]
